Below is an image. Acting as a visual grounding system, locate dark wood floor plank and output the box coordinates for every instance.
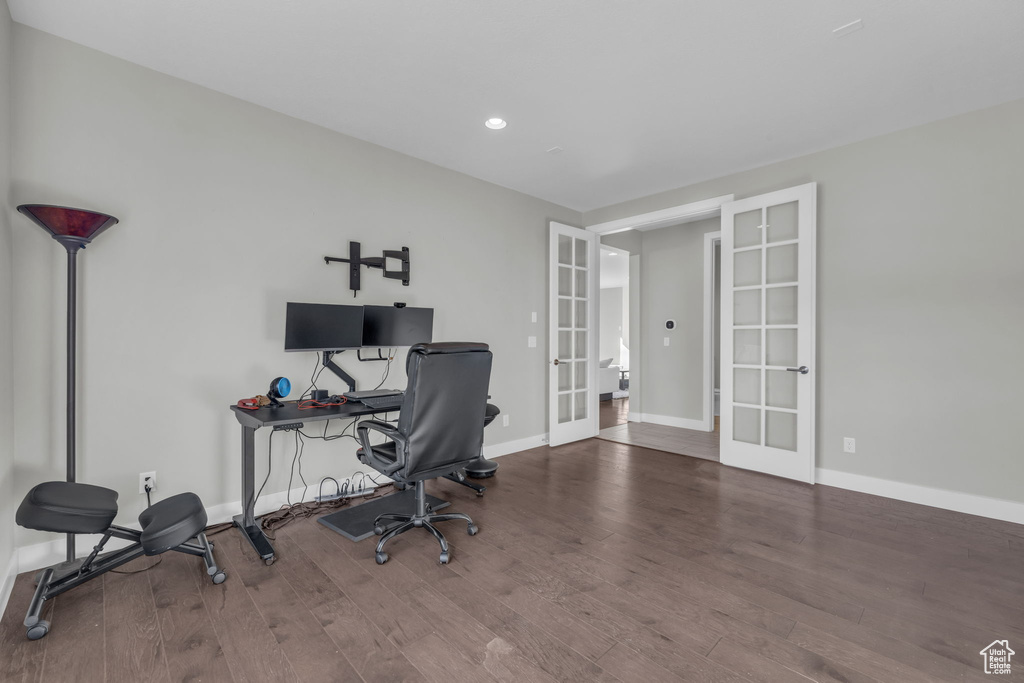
[103,562,171,683]
[218,530,362,682]
[0,573,50,683]
[401,632,498,683]
[148,551,235,683]
[187,537,300,683]
[285,521,433,649]
[39,577,104,683]
[276,525,425,682]
[425,567,616,682]
[402,582,559,683]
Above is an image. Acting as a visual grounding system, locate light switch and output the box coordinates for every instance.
[531,312,537,323]
[528,336,537,348]
[664,337,670,346]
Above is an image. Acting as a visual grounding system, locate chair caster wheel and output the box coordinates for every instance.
[26,621,49,640]
[374,525,385,536]
[212,571,227,585]
[475,491,484,497]
[264,557,276,566]
[439,552,450,564]
[467,524,478,536]
[375,552,389,565]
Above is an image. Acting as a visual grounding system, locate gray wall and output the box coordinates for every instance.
[599,286,623,365]
[9,26,580,547]
[640,217,721,421]
[0,0,13,577]
[585,98,1024,504]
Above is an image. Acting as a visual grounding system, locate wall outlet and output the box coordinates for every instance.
[531,311,537,323]
[139,471,157,494]
[843,437,856,454]
[528,336,537,348]
[502,414,510,427]
[664,337,670,346]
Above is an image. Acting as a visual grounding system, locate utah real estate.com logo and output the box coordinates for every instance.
[980,640,1014,675]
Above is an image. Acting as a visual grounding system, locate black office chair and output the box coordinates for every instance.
[15,481,224,640]
[356,342,492,565]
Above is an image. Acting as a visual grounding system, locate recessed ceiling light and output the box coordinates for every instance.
[485,118,507,130]
[607,252,618,256]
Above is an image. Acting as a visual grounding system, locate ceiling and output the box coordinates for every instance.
[9,1,1024,212]
[600,248,628,290]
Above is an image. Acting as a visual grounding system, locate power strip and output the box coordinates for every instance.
[315,476,382,503]
[316,487,378,503]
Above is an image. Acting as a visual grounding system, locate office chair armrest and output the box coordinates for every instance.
[357,420,407,476]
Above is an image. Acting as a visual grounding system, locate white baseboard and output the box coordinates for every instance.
[1,551,18,622]
[10,438,549,578]
[816,468,1024,526]
[15,483,330,576]
[639,413,707,432]
[484,433,548,458]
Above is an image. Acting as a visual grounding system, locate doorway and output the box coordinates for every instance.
[598,246,630,429]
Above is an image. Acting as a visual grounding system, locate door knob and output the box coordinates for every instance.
[552,359,561,365]
[786,366,809,374]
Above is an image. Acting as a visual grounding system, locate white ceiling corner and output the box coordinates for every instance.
[8,0,1024,212]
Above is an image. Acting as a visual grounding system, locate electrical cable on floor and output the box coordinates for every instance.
[257,481,395,540]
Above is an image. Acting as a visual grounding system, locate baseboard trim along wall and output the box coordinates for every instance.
[816,468,1024,526]
[484,433,548,458]
[0,552,18,624]
[639,413,707,432]
[5,433,551,604]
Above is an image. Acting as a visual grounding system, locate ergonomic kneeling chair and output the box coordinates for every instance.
[356,342,492,565]
[16,481,224,640]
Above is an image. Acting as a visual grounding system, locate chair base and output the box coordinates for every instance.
[372,480,477,565]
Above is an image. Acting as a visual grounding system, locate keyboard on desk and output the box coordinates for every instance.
[358,393,404,411]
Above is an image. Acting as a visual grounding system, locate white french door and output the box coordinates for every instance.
[720,183,816,483]
[548,222,599,446]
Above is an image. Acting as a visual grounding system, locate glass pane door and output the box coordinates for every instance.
[720,184,816,483]
[549,222,599,446]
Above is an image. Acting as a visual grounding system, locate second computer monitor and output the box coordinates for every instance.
[362,305,433,347]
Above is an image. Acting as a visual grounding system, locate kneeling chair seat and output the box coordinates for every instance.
[16,481,225,640]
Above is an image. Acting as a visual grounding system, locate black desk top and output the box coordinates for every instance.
[230,400,391,429]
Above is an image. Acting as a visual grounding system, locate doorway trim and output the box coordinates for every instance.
[586,194,734,432]
[703,231,722,433]
[587,194,736,236]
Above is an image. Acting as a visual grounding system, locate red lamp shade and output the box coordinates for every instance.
[17,205,119,243]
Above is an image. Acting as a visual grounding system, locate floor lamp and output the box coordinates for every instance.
[17,204,119,564]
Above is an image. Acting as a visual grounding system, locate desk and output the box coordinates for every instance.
[229,401,392,564]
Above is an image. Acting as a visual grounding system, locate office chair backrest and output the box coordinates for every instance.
[397,342,492,481]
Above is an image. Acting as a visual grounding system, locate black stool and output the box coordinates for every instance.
[16,481,224,640]
[443,403,500,495]
[465,403,500,478]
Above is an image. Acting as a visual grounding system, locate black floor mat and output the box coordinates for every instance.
[317,489,449,542]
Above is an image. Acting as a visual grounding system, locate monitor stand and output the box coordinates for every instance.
[322,351,357,393]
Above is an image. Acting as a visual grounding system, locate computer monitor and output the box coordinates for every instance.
[362,305,434,347]
[284,302,364,352]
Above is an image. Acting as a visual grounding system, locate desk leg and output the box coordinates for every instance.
[232,424,276,565]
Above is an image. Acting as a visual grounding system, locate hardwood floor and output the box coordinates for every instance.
[599,397,629,429]
[4,439,1024,682]
[599,420,720,462]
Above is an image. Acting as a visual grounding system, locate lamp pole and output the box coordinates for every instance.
[18,207,119,565]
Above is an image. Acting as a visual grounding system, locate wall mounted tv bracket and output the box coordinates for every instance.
[324,241,410,297]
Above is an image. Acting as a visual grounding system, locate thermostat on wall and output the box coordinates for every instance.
[665,319,676,330]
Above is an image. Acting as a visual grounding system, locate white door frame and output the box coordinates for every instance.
[702,231,722,433]
[586,194,734,430]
